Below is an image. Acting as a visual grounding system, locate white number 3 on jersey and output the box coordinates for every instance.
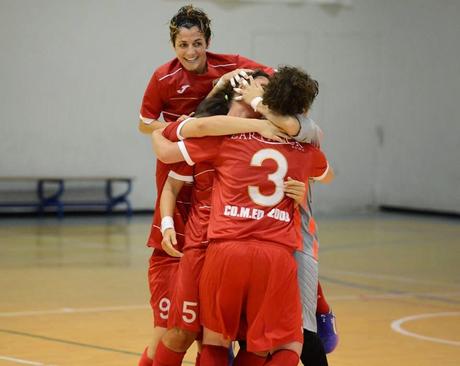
[248,149,288,207]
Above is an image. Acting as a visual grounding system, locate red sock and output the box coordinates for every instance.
[138,347,153,366]
[234,348,266,366]
[195,352,201,366]
[152,341,186,366]
[316,281,330,314]
[200,345,228,366]
[265,349,299,366]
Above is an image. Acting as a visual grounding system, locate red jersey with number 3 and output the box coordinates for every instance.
[178,133,329,250]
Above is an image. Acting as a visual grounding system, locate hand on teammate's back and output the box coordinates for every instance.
[283,177,307,206]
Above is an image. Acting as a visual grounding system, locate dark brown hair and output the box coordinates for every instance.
[194,69,270,117]
[169,5,212,46]
[263,66,319,115]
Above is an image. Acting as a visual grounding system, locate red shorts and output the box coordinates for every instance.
[168,248,206,332]
[148,250,180,328]
[199,240,303,352]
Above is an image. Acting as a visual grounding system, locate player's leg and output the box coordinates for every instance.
[316,281,331,314]
[294,249,329,365]
[139,252,179,366]
[316,309,339,354]
[153,248,205,366]
[199,243,247,366]
[201,327,232,365]
[265,341,303,366]
[244,244,303,366]
[301,329,328,366]
[233,347,266,366]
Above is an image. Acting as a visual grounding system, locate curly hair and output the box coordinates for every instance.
[263,66,319,116]
[169,5,212,46]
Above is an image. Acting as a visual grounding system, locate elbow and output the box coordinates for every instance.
[139,120,150,134]
[285,120,301,136]
[157,152,176,164]
[154,144,179,164]
[321,167,335,184]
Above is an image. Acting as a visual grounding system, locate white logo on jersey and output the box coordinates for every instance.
[177,84,190,94]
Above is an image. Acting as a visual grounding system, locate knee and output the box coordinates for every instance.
[271,341,303,357]
[163,328,197,352]
[203,327,231,348]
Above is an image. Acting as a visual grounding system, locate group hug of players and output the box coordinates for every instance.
[137,5,338,366]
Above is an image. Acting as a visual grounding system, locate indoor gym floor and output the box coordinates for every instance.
[0,211,459,366]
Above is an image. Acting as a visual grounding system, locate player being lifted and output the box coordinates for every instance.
[137,5,271,365]
[151,70,308,366]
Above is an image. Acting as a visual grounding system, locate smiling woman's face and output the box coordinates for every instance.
[174,26,208,74]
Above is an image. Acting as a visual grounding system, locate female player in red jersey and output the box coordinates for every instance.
[151,70,334,364]
[151,72,308,366]
[137,5,272,366]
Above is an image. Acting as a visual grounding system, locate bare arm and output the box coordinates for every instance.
[151,130,185,164]
[179,115,288,141]
[160,177,185,257]
[138,118,168,134]
[314,166,335,184]
[256,104,300,136]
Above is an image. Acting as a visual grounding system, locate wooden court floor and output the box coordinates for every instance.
[0,212,459,365]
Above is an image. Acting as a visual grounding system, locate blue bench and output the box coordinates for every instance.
[0,177,133,218]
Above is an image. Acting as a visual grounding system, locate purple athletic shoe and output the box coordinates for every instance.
[316,311,339,353]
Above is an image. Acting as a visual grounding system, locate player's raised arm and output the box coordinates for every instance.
[179,115,288,142]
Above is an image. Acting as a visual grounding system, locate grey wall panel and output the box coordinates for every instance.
[0,0,458,213]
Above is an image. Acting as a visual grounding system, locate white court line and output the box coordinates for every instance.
[391,312,460,347]
[2,292,459,318]
[0,305,149,317]
[323,269,460,289]
[0,355,56,365]
[329,291,460,301]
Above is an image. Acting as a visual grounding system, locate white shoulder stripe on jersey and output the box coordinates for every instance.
[159,68,183,81]
[139,114,154,125]
[194,168,215,177]
[170,97,200,101]
[163,111,181,117]
[177,117,196,140]
[312,162,329,181]
[178,141,195,166]
[168,170,194,183]
[208,63,238,68]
